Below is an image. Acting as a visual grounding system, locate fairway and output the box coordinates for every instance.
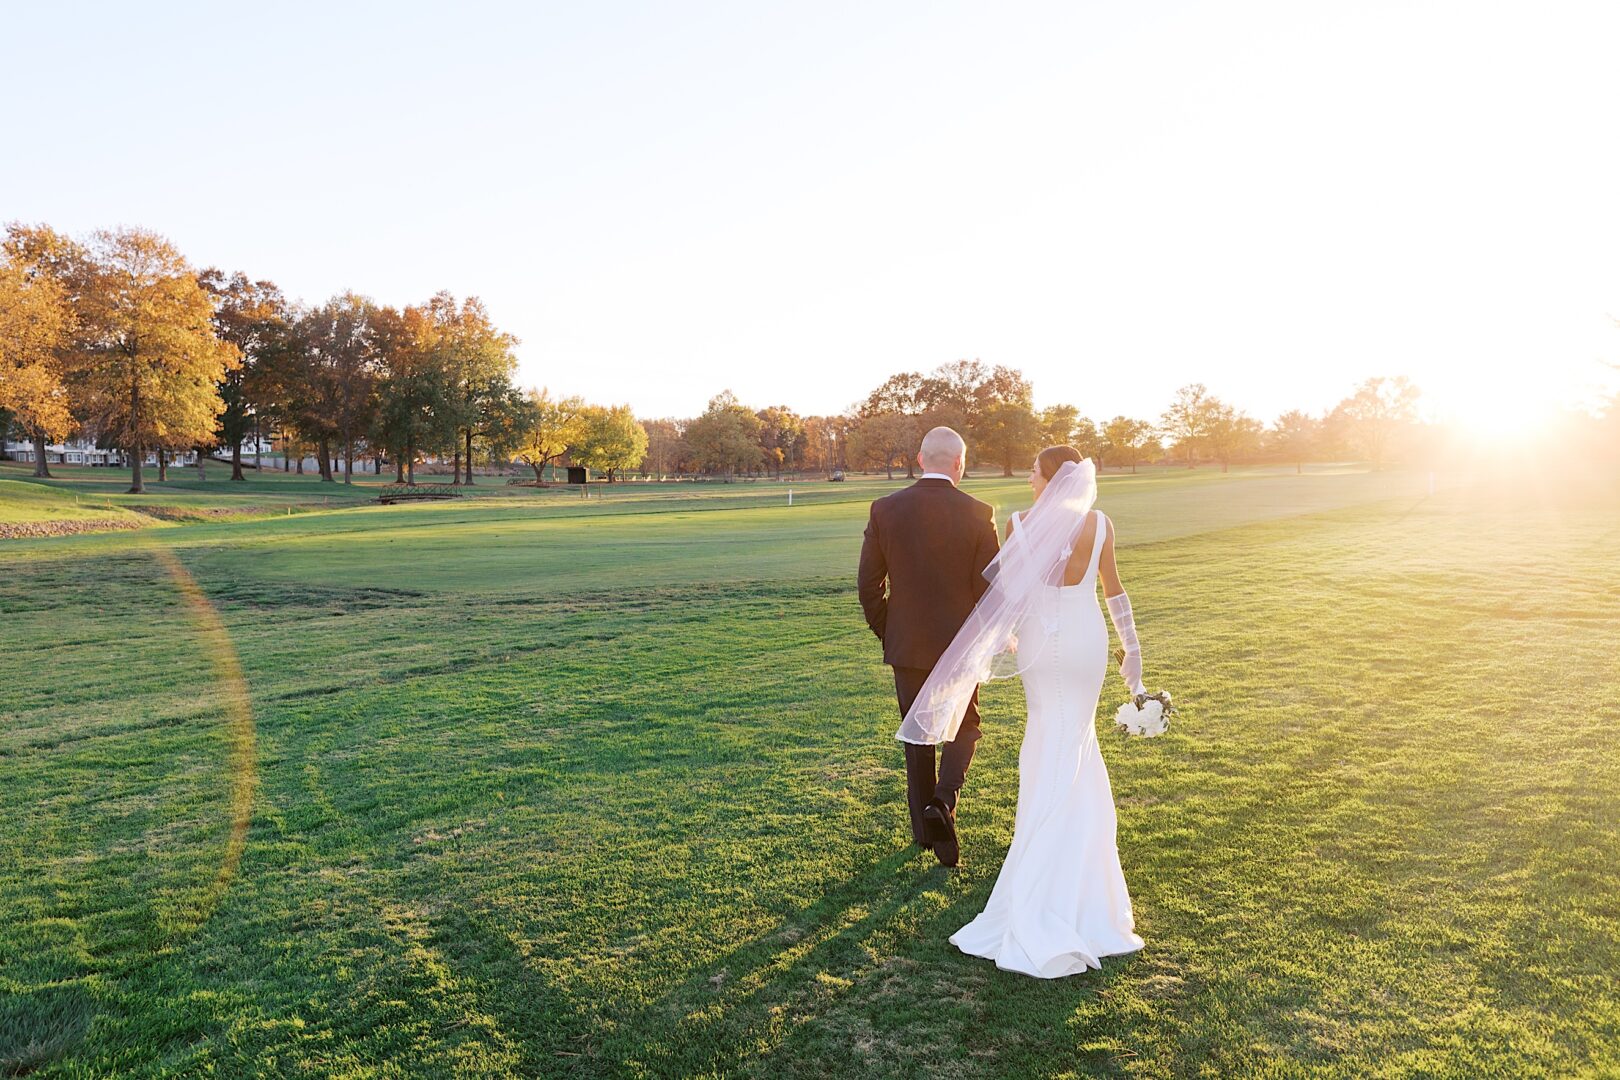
[2,467,1617,1078]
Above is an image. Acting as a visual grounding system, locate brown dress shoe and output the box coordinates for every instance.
[922,799,959,867]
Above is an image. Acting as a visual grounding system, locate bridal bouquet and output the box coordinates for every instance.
[1114,690,1175,737]
[1112,650,1176,737]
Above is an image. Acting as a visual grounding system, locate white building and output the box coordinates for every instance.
[3,436,272,468]
[3,436,124,466]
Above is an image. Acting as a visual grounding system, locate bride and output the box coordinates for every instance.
[897,445,1147,978]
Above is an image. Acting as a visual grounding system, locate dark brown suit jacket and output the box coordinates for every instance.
[858,478,1000,670]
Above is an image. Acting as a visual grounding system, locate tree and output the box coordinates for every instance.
[419,292,519,485]
[1204,404,1262,472]
[1270,410,1320,474]
[2,224,87,477]
[854,362,1033,477]
[296,294,381,483]
[976,400,1043,476]
[1039,402,1105,465]
[1102,416,1157,473]
[859,372,929,477]
[641,418,688,478]
[755,405,806,478]
[198,270,290,480]
[802,414,851,477]
[575,404,648,482]
[370,304,448,484]
[1161,383,1217,467]
[684,391,764,478]
[1039,403,1081,446]
[73,228,238,493]
[0,258,74,476]
[1334,376,1420,469]
[469,383,533,475]
[514,388,587,482]
[861,372,928,415]
[917,359,1032,469]
[846,411,918,479]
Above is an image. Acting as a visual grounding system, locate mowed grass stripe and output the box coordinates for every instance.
[2,469,1615,1077]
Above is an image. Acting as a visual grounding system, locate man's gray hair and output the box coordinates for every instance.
[919,426,967,472]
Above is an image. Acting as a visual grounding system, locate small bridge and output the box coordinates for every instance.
[376,483,463,505]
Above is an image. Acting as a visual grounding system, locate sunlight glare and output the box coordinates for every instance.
[1438,382,1562,445]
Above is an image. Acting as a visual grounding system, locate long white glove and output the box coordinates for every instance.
[1106,592,1145,694]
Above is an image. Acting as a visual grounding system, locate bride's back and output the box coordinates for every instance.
[1010,507,1108,588]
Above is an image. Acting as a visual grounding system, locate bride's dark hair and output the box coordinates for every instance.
[1036,444,1083,480]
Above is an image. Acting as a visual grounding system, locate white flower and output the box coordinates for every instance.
[1114,697,1169,737]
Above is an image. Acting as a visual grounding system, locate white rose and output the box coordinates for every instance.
[1115,697,1169,737]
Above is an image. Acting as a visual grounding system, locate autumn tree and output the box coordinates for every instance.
[370,304,448,484]
[575,404,648,482]
[0,255,74,477]
[1041,405,1105,462]
[295,294,382,483]
[2,224,89,477]
[198,270,291,480]
[515,388,587,482]
[467,384,533,475]
[1102,416,1157,473]
[856,362,1031,478]
[641,418,688,478]
[862,372,928,416]
[977,400,1043,476]
[418,293,519,485]
[847,411,918,479]
[861,374,926,479]
[684,391,763,479]
[1161,383,1217,467]
[1270,410,1320,474]
[755,405,806,478]
[72,229,238,493]
[920,359,1032,429]
[917,359,1032,467]
[1334,376,1420,470]
[802,414,851,477]
[1203,403,1262,472]
[1039,404,1081,446]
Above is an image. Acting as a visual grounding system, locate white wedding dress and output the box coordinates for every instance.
[949,508,1145,978]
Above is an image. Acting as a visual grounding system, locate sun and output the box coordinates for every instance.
[1440,384,1560,445]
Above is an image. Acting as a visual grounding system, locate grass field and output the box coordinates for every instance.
[2,464,1617,1078]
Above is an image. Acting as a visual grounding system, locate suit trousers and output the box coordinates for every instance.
[893,665,981,846]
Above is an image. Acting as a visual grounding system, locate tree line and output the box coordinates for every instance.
[638,364,1434,481]
[0,223,647,492]
[5,222,1615,490]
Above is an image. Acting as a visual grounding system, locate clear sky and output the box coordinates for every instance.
[5,1,1618,428]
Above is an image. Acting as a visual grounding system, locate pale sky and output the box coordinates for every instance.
[5,1,1618,427]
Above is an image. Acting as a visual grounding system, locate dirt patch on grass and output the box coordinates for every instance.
[0,517,146,540]
[124,504,277,522]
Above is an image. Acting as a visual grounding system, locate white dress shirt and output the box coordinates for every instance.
[919,472,957,485]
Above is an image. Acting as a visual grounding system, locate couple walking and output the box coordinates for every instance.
[858,426,1148,979]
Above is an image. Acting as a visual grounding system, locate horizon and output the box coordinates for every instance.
[6,1,1620,427]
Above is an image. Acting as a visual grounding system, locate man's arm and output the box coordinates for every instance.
[857,505,888,641]
[970,505,1000,601]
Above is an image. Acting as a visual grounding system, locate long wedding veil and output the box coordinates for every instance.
[895,458,1099,746]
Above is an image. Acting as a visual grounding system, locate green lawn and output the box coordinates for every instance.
[1,465,1616,1077]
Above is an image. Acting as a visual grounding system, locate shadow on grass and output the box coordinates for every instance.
[430,836,1142,1078]
[0,984,93,1077]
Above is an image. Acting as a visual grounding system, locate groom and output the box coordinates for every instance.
[858,426,999,867]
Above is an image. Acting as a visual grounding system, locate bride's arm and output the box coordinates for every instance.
[1099,518,1146,693]
[1098,517,1123,599]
